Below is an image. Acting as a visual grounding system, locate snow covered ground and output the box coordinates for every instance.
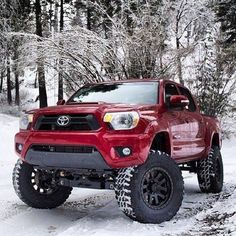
[0,113,236,236]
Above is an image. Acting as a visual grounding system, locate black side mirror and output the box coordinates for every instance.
[57,99,65,105]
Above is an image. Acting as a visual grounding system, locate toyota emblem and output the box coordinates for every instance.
[57,115,70,126]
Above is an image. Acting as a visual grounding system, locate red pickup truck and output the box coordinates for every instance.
[13,79,223,223]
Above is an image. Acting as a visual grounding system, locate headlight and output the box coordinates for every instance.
[103,111,139,130]
[19,113,33,130]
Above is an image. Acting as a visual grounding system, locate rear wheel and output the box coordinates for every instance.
[115,151,184,223]
[197,146,223,193]
[13,159,72,209]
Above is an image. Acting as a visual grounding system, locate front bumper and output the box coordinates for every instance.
[25,147,111,170]
[15,130,151,169]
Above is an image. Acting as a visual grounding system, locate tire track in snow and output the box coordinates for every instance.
[63,192,115,220]
[0,191,114,236]
[54,182,236,236]
[0,201,30,222]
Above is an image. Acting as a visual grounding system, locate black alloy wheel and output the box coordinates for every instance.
[115,151,184,223]
[13,159,72,209]
[141,167,172,210]
[31,168,58,195]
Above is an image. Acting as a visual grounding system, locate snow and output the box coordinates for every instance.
[0,113,236,235]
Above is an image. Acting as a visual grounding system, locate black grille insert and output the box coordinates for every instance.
[31,145,96,153]
[35,114,100,131]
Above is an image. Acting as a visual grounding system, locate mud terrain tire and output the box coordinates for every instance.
[115,151,184,223]
[13,159,72,209]
[197,146,223,193]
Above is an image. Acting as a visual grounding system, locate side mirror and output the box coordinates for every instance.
[57,99,65,105]
[169,95,189,108]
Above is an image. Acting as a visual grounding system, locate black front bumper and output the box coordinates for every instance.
[25,147,111,170]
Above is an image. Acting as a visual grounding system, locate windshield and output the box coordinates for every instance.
[68,82,158,105]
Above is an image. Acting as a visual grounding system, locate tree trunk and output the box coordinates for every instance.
[6,58,12,105]
[54,0,59,32]
[176,55,184,85]
[176,37,184,85]
[49,0,53,31]
[58,58,63,100]
[58,0,64,101]
[37,60,48,108]
[0,71,4,93]
[13,47,20,106]
[103,0,113,39]
[103,0,115,76]
[126,2,139,78]
[59,0,64,32]
[175,9,184,85]
[15,70,20,106]
[35,0,48,108]
[87,0,91,31]
[126,3,136,37]
[34,73,38,88]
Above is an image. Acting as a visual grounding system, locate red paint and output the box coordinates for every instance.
[15,79,221,168]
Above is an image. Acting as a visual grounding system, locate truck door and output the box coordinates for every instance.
[163,83,191,159]
[178,86,206,157]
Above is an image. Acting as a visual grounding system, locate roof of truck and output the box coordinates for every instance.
[96,78,161,83]
[87,78,186,88]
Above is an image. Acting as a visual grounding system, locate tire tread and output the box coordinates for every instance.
[12,159,72,209]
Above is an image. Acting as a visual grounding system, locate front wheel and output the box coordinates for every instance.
[115,151,184,223]
[12,159,72,209]
[197,146,223,193]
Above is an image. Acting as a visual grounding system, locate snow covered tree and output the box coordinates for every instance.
[0,0,235,123]
[195,28,235,123]
[0,0,31,105]
[167,0,215,85]
[215,0,236,81]
[35,0,48,108]
[216,0,236,47]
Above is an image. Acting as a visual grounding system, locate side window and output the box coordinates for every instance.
[164,83,179,107]
[178,87,196,112]
[165,83,179,101]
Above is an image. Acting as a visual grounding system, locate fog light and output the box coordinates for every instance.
[122,147,131,156]
[115,146,132,157]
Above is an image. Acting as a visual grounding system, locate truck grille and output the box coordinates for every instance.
[31,145,96,153]
[34,114,100,131]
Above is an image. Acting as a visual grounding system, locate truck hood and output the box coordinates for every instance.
[32,103,159,116]
[29,103,161,133]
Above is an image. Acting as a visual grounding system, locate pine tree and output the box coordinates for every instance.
[216,0,236,46]
[195,29,235,117]
[215,0,236,76]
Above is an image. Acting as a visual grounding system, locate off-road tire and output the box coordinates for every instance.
[115,151,184,223]
[197,146,223,193]
[13,159,72,209]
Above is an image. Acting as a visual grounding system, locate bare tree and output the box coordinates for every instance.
[168,0,214,85]
[58,0,64,101]
[35,0,48,108]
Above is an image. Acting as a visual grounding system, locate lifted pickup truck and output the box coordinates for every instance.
[13,79,223,223]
